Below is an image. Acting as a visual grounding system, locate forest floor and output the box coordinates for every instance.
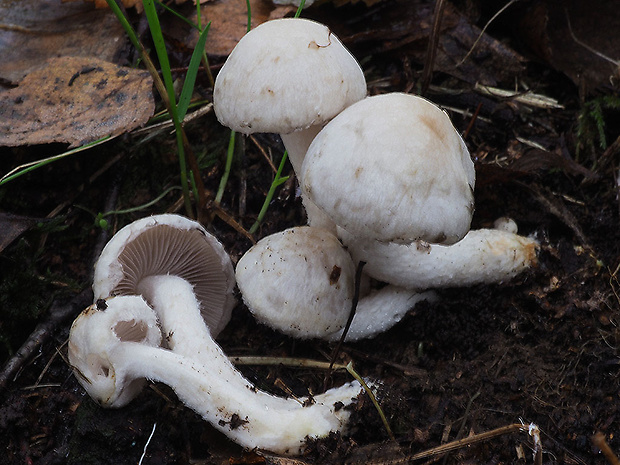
[0,0,619,464]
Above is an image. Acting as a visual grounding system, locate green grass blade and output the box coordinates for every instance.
[0,137,112,187]
[178,22,211,121]
[143,0,178,112]
[215,130,235,204]
[142,0,193,216]
[294,0,306,17]
[345,362,395,441]
[249,152,289,234]
[245,0,252,32]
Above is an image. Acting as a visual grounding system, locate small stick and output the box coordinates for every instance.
[0,288,93,392]
[592,432,620,465]
[250,135,278,173]
[409,423,532,460]
[456,0,520,68]
[327,261,366,373]
[462,103,482,140]
[419,0,446,95]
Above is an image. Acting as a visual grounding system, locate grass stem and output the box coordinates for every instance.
[249,152,289,234]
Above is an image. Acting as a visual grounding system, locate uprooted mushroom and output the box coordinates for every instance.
[301,93,539,288]
[68,214,368,454]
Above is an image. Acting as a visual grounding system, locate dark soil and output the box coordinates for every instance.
[1,1,619,464]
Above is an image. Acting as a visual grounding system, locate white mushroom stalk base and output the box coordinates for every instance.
[339,227,539,289]
[69,288,364,454]
[327,286,437,342]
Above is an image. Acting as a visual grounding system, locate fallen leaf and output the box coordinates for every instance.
[63,0,143,9]
[192,0,277,57]
[0,212,45,253]
[514,0,620,93]
[0,0,126,84]
[63,0,191,10]
[0,56,155,148]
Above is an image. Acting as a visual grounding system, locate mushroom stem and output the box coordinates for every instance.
[280,126,322,176]
[328,286,437,342]
[280,127,338,233]
[69,294,365,455]
[338,227,539,289]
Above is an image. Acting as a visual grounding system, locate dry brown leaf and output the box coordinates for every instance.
[195,0,276,57]
[0,213,45,253]
[0,56,155,148]
[0,0,126,84]
[62,0,193,10]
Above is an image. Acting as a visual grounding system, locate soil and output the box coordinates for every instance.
[1,1,619,465]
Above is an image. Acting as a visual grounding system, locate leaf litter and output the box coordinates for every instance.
[0,56,155,148]
[0,0,619,464]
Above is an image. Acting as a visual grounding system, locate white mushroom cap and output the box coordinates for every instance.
[236,226,356,338]
[93,214,235,337]
[301,93,476,245]
[68,296,163,408]
[213,18,366,136]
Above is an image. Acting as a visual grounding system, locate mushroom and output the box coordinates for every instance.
[213,18,367,232]
[300,93,538,287]
[68,294,365,454]
[71,214,367,453]
[92,213,235,338]
[301,92,476,245]
[236,226,436,341]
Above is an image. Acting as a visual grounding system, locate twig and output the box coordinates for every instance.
[208,200,255,244]
[0,178,120,392]
[462,103,482,140]
[419,0,446,95]
[409,423,534,461]
[33,342,66,387]
[328,261,366,373]
[230,356,347,371]
[565,10,620,67]
[250,135,278,173]
[456,0,520,68]
[592,432,620,465]
[0,288,93,393]
[131,103,213,137]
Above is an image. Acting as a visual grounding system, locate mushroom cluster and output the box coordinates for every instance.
[68,214,367,454]
[69,16,539,456]
[213,18,539,341]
